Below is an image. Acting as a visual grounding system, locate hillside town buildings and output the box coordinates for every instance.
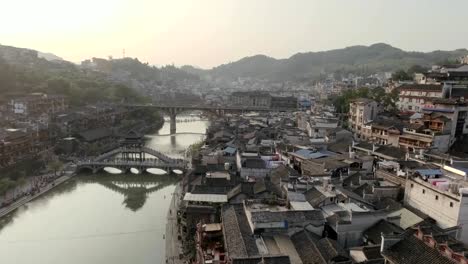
[3,59,468,264]
[165,61,468,264]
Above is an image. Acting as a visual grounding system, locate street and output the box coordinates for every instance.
[165,183,184,264]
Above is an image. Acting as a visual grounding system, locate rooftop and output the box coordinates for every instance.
[183,193,228,203]
[382,232,455,264]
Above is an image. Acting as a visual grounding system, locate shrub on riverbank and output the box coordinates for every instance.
[187,140,205,159]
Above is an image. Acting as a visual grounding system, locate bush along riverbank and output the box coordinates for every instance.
[119,108,165,135]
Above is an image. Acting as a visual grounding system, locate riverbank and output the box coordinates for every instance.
[165,182,185,264]
[0,174,72,218]
[0,118,209,264]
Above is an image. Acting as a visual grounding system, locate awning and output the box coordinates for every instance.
[378,161,399,168]
[183,193,228,203]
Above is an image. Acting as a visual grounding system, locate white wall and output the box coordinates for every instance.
[240,168,270,179]
[404,179,461,231]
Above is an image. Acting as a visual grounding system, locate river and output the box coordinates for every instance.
[0,116,209,264]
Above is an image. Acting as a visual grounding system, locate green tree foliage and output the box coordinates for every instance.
[209,43,467,81]
[187,140,205,159]
[333,87,398,113]
[391,70,412,81]
[0,178,17,195]
[391,64,430,81]
[407,65,429,75]
[47,160,64,176]
[0,49,147,106]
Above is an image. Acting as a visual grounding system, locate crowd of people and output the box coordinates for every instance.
[0,173,60,209]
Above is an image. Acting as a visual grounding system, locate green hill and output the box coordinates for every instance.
[207,43,468,81]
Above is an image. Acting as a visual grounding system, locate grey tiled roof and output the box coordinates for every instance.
[315,238,350,263]
[291,231,351,264]
[382,233,455,264]
[222,206,248,258]
[291,230,325,264]
[222,205,259,258]
[250,210,324,225]
[363,219,403,244]
[304,187,327,207]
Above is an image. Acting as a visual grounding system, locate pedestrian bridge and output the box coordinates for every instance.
[76,146,187,174]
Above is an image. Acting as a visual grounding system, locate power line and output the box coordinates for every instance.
[0,227,162,244]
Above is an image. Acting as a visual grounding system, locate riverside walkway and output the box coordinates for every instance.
[165,182,184,264]
[0,175,71,218]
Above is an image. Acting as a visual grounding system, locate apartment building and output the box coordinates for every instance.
[349,98,381,140]
[10,93,67,116]
[396,84,444,112]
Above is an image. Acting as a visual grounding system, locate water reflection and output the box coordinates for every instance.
[0,117,209,264]
[79,174,178,211]
[0,180,78,231]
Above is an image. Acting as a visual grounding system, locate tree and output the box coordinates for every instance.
[391,70,412,81]
[86,143,100,156]
[47,77,71,94]
[407,65,429,75]
[0,178,16,195]
[332,87,370,113]
[187,140,204,159]
[47,160,64,176]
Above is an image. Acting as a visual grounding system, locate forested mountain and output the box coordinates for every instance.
[207,43,468,81]
[0,45,145,105]
[38,52,63,61]
[2,43,467,101]
[0,45,204,105]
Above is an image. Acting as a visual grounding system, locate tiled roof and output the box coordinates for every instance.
[291,230,325,264]
[222,205,259,258]
[243,158,266,169]
[250,210,324,225]
[292,149,330,159]
[450,88,468,99]
[304,187,327,207]
[382,233,455,264]
[363,220,403,244]
[370,119,404,131]
[222,206,248,258]
[398,84,442,92]
[374,145,406,160]
[315,238,350,263]
[78,127,113,142]
[342,172,363,187]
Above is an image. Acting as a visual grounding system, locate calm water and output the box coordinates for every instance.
[0,116,209,264]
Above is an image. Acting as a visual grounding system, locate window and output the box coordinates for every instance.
[411,183,414,188]
[422,189,425,194]
[435,195,438,200]
[450,202,454,207]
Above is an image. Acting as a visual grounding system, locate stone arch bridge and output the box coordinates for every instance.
[76,146,187,174]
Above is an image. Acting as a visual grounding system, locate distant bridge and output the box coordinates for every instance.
[125,103,289,133]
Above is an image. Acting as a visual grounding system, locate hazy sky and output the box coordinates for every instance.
[1,0,467,68]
